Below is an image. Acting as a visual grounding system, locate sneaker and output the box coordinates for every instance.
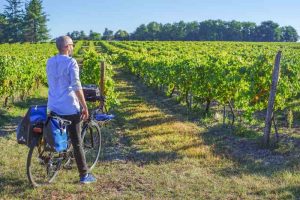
[80,173,97,184]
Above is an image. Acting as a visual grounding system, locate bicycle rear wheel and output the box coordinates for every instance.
[26,136,60,187]
[81,120,101,170]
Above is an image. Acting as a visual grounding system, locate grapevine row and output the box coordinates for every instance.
[98,41,300,120]
[0,43,57,105]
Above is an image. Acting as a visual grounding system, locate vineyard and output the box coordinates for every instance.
[1,41,300,199]
[2,41,300,120]
[0,43,57,106]
[98,41,300,117]
[0,41,118,110]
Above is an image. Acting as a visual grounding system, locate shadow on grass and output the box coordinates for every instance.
[13,97,47,109]
[103,68,186,164]
[201,124,300,177]
[104,108,182,165]
[128,150,181,166]
[263,185,300,199]
[117,70,189,119]
[0,176,31,196]
[0,97,47,138]
[113,67,300,175]
[126,116,178,130]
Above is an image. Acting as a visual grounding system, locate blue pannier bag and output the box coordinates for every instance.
[16,105,47,147]
[43,116,69,152]
[29,105,47,123]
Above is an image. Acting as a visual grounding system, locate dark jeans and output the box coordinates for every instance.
[51,112,88,177]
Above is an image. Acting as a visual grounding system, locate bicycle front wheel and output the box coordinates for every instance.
[81,120,101,171]
[26,136,60,187]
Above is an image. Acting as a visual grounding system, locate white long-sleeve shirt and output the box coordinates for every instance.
[46,54,82,115]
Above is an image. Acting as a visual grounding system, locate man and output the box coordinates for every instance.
[46,36,96,184]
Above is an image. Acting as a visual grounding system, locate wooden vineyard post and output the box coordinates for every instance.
[263,51,282,146]
[99,61,105,112]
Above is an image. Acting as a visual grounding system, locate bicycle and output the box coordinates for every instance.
[26,96,114,187]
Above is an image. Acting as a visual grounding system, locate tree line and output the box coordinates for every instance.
[0,0,49,43]
[66,28,129,41]
[70,20,299,42]
[0,1,298,43]
[131,20,299,42]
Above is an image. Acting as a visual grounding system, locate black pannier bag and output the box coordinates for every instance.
[82,84,102,102]
[16,105,47,147]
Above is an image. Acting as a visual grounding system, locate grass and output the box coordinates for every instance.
[1,67,300,199]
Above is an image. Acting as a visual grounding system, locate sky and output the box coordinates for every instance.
[0,0,300,39]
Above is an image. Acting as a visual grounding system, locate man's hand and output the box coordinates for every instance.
[81,106,89,121]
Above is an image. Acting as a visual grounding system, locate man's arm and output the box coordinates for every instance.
[75,89,89,121]
[69,59,89,120]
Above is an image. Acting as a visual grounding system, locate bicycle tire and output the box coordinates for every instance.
[26,136,60,187]
[81,120,101,171]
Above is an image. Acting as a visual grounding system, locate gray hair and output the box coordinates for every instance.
[56,36,72,52]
